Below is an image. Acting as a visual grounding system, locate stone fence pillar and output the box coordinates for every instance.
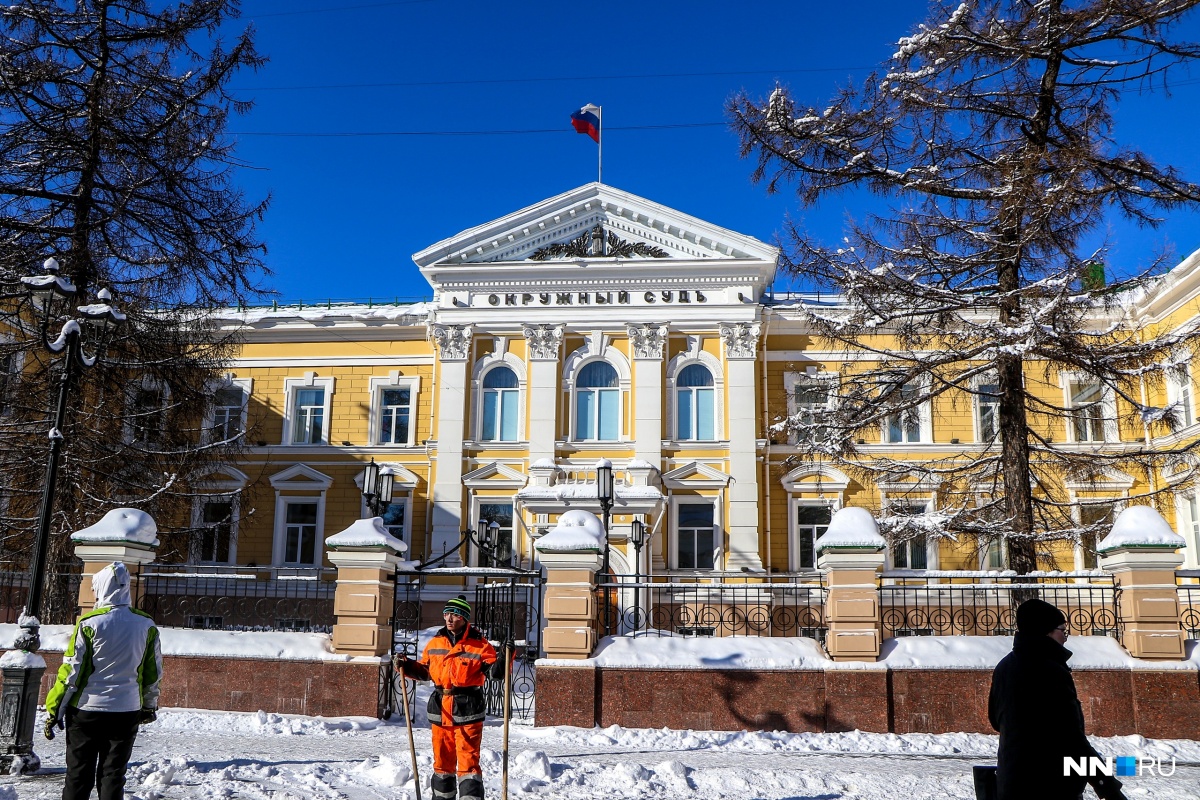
[535,510,605,659]
[325,518,410,657]
[815,507,887,662]
[71,508,159,613]
[1098,506,1187,661]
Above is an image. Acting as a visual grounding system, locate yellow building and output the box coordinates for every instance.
[205,183,1200,592]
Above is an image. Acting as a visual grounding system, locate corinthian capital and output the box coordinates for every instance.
[428,323,473,361]
[626,323,668,360]
[718,322,761,360]
[522,324,564,361]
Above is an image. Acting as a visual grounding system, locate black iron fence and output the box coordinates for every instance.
[1178,572,1200,638]
[389,567,543,722]
[880,572,1121,638]
[136,564,336,632]
[595,571,827,640]
[0,563,83,625]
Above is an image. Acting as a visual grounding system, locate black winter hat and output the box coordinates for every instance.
[1016,598,1067,636]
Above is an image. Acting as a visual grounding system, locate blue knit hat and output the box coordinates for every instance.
[443,595,471,621]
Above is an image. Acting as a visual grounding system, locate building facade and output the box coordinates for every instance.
[203,183,1200,589]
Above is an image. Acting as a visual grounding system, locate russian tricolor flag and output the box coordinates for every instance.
[571,104,601,143]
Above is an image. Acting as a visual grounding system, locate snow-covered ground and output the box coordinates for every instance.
[5,686,1200,800]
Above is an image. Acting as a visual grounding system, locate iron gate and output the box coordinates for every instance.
[384,567,543,722]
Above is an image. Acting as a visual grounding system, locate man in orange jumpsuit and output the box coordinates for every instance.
[395,596,504,800]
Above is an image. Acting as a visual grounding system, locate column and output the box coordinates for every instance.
[72,508,160,612]
[428,323,472,566]
[522,324,564,465]
[719,322,763,572]
[325,518,408,657]
[1099,507,1187,660]
[536,548,602,659]
[627,324,667,464]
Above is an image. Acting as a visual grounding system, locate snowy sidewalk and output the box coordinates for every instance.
[3,706,1199,799]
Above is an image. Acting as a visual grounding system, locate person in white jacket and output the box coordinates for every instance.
[44,562,162,800]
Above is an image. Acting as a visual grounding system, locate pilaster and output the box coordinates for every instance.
[522,324,564,465]
[627,323,667,465]
[429,322,472,566]
[718,321,763,571]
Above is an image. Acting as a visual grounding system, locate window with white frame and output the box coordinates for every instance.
[284,376,334,446]
[211,386,246,442]
[194,498,235,564]
[883,383,926,444]
[281,500,320,565]
[379,387,413,445]
[793,374,833,444]
[975,381,1001,442]
[794,504,832,569]
[380,500,407,545]
[128,382,167,444]
[481,367,519,442]
[1179,492,1200,564]
[1076,502,1114,569]
[677,502,716,570]
[478,501,514,564]
[980,538,1005,570]
[1067,379,1108,442]
[575,361,620,441]
[676,364,716,441]
[887,502,929,569]
[1168,369,1195,429]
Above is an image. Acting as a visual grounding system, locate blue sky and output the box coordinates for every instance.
[227,1,1200,303]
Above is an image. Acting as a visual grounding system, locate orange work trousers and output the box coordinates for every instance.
[431,722,483,776]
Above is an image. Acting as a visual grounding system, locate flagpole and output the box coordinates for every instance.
[597,105,603,185]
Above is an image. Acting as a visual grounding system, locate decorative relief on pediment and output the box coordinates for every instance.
[429,323,472,361]
[529,224,668,261]
[522,324,565,361]
[718,322,761,360]
[627,323,669,360]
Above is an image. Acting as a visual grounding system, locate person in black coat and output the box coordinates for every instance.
[988,599,1126,800]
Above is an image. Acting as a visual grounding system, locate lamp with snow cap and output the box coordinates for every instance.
[361,458,394,517]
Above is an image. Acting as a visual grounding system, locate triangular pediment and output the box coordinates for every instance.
[662,461,733,489]
[462,462,528,489]
[414,183,778,267]
[269,464,333,491]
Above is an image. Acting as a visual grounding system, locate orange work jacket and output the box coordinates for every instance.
[415,625,497,725]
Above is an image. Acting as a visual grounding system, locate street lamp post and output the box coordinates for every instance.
[1,258,124,772]
[630,518,646,632]
[361,458,395,517]
[595,459,614,575]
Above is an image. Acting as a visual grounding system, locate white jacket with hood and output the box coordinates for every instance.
[45,562,162,720]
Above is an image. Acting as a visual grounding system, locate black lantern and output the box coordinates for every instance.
[630,518,646,632]
[596,459,615,574]
[362,459,394,517]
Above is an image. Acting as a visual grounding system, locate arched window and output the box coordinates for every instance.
[676,364,715,441]
[576,361,619,441]
[481,366,519,441]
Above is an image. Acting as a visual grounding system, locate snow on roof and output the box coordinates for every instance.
[71,507,160,547]
[212,301,433,324]
[625,459,656,469]
[0,624,358,662]
[1098,505,1186,552]
[814,507,886,552]
[530,458,557,469]
[325,517,407,553]
[536,509,605,552]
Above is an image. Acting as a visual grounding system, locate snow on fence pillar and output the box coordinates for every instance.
[815,507,886,662]
[325,518,412,657]
[71,508,160,613]
[1098,506,1187,660]
[536,510,605,659]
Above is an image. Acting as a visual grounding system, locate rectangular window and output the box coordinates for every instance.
[677,390,692,440]
[695,388,715,441]
[380,388,412,445]
[795,505,832,569]
[1171,373,1195,428]
[130,386,165,444]
[576,390,595,440]
[381,501,407,544]
[1078,503,1113,569]
[977,383,1000,442]
[1069,381,1105,442]
[197,500,233,563]
[982,539,1004,570]
[597,389,619,440]
[478,502,514,564]
[884,384,923,444]
[678,503,716,570]
[0,353,16,415]
[284,502,318,565]
[889,503,928,569]
[293,388,325,444]
[794,378,830,442]
[211,387,244,442]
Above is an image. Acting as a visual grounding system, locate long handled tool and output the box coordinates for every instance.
[501,640,514,800]
[397,655,423,800]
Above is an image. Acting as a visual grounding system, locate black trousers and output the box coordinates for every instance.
[63,708,141,800]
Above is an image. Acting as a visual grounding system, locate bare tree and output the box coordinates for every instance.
[731,0,1200,572]
[0,0,268,608]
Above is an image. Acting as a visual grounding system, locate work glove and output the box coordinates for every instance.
[1090,774,1127,800]
[392,652,410,675]
[138,708,157,725]
[43,716,61,740]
